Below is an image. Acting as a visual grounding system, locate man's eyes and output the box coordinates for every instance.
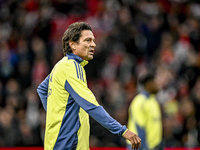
[85,39,95,42]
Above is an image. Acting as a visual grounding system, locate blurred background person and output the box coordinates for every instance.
[126,72,162,150]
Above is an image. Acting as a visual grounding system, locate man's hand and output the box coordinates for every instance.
[123,129,141,150]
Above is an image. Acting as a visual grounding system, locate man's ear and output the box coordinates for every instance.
[69,40,76,52]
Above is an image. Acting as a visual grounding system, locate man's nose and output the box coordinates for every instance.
[91,41,96,47]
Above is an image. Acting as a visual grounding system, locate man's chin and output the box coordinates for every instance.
[87,56,93,61]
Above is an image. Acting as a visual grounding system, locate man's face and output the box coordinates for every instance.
[73,30,96,61]
[146,79,159,94]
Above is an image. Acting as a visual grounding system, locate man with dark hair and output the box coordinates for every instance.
[62,22,92,55]
[37,22,141,150]
[126,73,162,150]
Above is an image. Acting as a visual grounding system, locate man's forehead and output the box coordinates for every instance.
[80,30,95,38]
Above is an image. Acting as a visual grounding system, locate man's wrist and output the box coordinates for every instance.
[122,128,128,136]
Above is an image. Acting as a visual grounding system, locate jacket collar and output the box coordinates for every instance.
[66,53,88,66]
[141,90,156,99]
[141,90,150,98]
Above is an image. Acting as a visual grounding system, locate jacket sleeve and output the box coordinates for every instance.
[63,61,127,136]
[37,75,50,111]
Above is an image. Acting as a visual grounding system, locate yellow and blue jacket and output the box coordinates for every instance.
[37,53,127,150]
[126,92,162,150]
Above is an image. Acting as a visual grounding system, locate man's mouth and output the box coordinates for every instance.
[89,49,94,54]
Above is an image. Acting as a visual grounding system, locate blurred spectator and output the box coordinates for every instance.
[126,72,163,150]
[0,107,21,146]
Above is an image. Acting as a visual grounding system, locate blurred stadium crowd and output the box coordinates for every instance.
[0,0,200,148]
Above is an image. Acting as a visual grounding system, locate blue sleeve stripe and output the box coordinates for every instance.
[50,68,55,82]
[77,64,82,81]
[79,64,84,82]
[73,61,79,79]
[64,79,97,111]
[64,79,127,136]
